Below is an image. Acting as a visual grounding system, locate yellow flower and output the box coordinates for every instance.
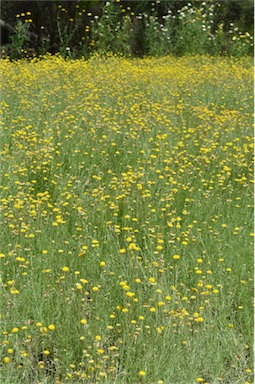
[10,287,20,295]
[48,324,55,331]
[3,357,10,364]
[38,361,45,369]
[139,371,146,376]
[194,317,204,323]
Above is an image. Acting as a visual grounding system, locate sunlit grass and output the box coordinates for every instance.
[0,54,254,384]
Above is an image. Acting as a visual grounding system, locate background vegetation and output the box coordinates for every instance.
[0,0,254,59]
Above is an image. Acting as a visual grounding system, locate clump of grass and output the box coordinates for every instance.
[0,54,254,383]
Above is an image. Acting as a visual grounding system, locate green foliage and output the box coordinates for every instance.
[91,1,132,56]
[174,4,210,55]
[143,13,168,56]
[141,2,254,57]
[9,19,31,59]
[227,31,254,57]
[56,4,84,58]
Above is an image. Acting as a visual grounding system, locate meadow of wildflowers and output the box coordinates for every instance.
[0,54,254,383]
